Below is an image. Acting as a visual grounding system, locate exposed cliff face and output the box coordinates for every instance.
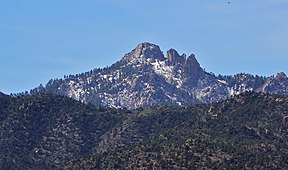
[258,72,288,96]
[30,42,288,109]
[182,54,205,86]
[166,48,186,66]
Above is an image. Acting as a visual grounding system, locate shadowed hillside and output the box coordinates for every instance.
[1,92,288,169]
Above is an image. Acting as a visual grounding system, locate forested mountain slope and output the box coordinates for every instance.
[1,92,288,169]
[65,92,288,169]
[0,93,128,169]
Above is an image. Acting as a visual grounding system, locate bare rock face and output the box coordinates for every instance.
[276,72,287,79]
[120,42,164,64]
[167,48,186,66]
[32,42,288,109]
[258,72,288,96]
[182,54,205,85]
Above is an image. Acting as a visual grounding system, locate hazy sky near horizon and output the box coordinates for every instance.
[1,0,288,94]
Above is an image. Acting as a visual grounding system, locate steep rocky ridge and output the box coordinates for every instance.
[29,42,288,109]
[258,72,288,96]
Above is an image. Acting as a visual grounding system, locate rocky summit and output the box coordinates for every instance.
[30,42,288,109]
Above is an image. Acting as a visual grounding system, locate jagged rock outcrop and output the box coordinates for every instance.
[120,42,164,64]
[182,54,205,86]
[167,48,186,66]
[30,42,288,109]
[258,72,288,96]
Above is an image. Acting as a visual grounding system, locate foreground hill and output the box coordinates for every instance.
[30,42,288,109]
[1,91,288,169]
[0,93,128,169]
[64,92,288,169]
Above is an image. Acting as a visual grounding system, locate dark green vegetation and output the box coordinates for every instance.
[1,92,288,169]
[0,92,127,169]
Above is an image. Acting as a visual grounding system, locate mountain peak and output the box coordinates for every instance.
[275,72,287,79]
[135,42,158,50]
[182,54,204,84]
[121,42,164,63]
[32,42,288,109]
[167,48,180,59]
[185,54,201,70]
[166,49,186,65]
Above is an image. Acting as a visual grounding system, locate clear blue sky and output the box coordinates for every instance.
[1,0,288,94]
